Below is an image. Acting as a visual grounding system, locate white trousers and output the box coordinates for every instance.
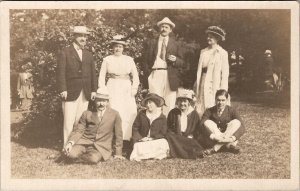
[204,119,241,151]
[148,70,176,116]
[62,90,89,145]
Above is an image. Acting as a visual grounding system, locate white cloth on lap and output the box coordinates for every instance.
[130,138,170,161]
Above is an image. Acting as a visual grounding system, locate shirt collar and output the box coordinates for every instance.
[159,35,169,42]
[98,108,106,117]
[73,43,82,51]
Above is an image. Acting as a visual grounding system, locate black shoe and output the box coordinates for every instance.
[227,145,241,154]
[203,148,216,156]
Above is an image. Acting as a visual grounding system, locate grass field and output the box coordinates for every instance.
[10,93,291,179]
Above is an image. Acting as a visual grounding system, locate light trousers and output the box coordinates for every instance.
[148,70,176,116]
[62,90,89,145]
[204,119,241,151]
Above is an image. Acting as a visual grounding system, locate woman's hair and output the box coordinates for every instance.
[176,97,192,105]
[110,42,125,49]
[146,98,160,107]
[215,89,228,99]
[207,32,222,42]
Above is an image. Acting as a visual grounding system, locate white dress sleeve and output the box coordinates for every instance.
[130,57,140,91]
[220,51,229,90]
[98,57,108,88]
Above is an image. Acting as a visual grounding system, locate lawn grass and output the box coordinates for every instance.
[10,94,290,179]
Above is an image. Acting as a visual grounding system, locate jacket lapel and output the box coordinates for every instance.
[153,38,159,57]
[166,37,175,56]
[91,111,101,125]
[70,46,82,63]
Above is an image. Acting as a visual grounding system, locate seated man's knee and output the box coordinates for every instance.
[204,120,217,129]
[228,119,241,128]
[85,153,102,164]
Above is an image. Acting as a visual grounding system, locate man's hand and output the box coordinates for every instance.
[62,142,73,156]
[91,92,96,101]
[187,135,193,139]
[167,55,177,62]
[140,137,153,142]
[114,155,126,160]
[60,91,67,100]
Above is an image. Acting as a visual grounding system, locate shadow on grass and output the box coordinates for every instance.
[11,112,63,151]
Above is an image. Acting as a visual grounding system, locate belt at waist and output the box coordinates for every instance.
[152,68,167,71]
[202,67,207,73]
[107,73,130,80]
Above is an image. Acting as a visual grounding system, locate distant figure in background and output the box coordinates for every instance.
[194,26,230,119]
[263,50,278,90]
[57,26,97,146]
[17,62,34,111]
[200,89,245,156]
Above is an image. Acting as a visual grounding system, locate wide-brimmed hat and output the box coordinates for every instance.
[176,88,195,101]
[71,26,90,35]
[141,93,165,107]
[206,26,226,41]
[95,87,110,100]
[157,17,175,28]
[265,50,272,55]
[110,35,128,46]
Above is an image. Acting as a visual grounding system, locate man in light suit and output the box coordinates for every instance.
[63,88,125,164]
[142,17,186,116]
[57,26,97,146]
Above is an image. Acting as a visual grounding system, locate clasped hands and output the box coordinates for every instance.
[139,137,153,142]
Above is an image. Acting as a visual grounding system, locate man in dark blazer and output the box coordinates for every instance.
[57,26,97,146]
[142,17,186,116]
[200,89,245,155]
[63,87,125,163]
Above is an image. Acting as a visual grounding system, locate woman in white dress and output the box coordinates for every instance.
[194,26,230,118]
[98,35,139,142]
[130,93,169,161]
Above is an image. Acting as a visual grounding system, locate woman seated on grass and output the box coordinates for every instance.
[166,88,204,159]
[130,93,169,161]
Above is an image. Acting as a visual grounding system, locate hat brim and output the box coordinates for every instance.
[94,95,110,100]
[206,30,225,41]
[141,96,165,107]
[157,21,175,28]
[110,40,128,46]
[176,96,193,101]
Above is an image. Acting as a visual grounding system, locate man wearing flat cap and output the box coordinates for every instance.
[57,26,97,146]
[142,17,186,116]
[63,87,125,164]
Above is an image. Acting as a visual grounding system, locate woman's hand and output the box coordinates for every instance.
[140,137,153,142]
[114,155,126,160]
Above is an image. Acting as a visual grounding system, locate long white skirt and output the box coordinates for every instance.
[107,78,137,141]
[130,139,170,161]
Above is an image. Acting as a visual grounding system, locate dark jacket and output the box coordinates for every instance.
[57,46,97,101]
[167,108,200,138]
[142,37,185,91]
[132,110,168,143]
[67,107,123,161]
[200,105,245,140]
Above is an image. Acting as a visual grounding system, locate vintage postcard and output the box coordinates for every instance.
[1,1,299,190]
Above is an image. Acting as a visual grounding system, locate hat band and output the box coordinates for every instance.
[206,30,225,40]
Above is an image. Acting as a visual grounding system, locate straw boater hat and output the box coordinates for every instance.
[205,26,226,41]
[110,35,128,46]
[265,50,272,55]
[71,26,90,35]
[141,93,165,107]
[95,87,110,100]
[176,88,196,101]
[157,17,175,28]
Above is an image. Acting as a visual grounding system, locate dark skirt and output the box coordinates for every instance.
[165,133,204,159]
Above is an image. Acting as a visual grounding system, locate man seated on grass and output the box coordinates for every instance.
[63,87,125,164]
[200,89,245,156]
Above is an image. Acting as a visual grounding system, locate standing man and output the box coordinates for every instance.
[57,26,97,146]
[63,87,124,164]
[142,17,185,115]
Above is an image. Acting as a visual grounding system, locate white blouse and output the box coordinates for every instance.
[98,54,140,90]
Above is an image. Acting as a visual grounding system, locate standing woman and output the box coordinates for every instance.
[194,26,229,118]
[98,35,140,142]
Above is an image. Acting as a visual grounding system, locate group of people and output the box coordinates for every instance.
[57,17,245,164]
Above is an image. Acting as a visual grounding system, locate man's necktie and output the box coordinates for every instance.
[160,38,167,61]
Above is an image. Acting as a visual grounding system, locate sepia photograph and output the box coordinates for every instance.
[1,1,299,190]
